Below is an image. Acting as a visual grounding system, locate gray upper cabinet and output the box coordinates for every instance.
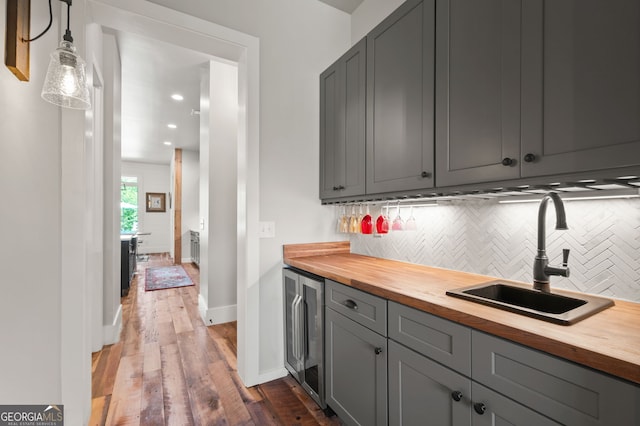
[366,0,435,194]
[521,0,640,177]
[435,0,522,187]
[320,38,367,199]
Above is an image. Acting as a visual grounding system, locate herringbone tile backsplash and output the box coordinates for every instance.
[348,198,640,302]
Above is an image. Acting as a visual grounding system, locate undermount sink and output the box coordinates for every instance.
[446,281,614,325]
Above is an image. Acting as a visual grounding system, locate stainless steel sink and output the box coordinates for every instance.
[446,281,614,325]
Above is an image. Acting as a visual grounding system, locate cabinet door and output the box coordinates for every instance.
[473,331,640,425]
[367,0,435,194]
[325,308,387,426]
[320,39,366,199]
[521,0,640,177]
[435,0,522,187]
[471,383,559,426]
[389,340,471,426]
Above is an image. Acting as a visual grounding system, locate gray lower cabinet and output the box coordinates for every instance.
[388,341,558,426]
[521,0,640,177]
[189,230,199,266]
[435,0,522,187]
[470,382,559,426]
[389,302,640,426]
[319,38,366,199]
[366,0,435,194]
[388,340,471,425]
[473,331,640,425]
[325,301,387,425]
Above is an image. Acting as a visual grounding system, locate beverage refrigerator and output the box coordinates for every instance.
[283,268,325,408]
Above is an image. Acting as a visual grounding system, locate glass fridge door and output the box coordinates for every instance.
[302,276,325,408]
[283,270,303,381]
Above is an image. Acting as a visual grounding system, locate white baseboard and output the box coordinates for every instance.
[258,367,288,384]
[199,295,237,325]
[181,257,192,264]
[102,304,122,345]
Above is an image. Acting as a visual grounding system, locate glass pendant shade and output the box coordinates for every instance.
[41,40,91,110]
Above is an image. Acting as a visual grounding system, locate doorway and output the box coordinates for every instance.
[85,0,261,389]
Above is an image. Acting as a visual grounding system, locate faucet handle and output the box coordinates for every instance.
[562,249,570,266]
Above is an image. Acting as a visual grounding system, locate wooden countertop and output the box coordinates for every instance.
[283,242,640,385]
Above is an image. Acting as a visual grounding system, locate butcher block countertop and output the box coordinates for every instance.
[283,242,640,385]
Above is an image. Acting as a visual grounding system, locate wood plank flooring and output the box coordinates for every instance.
[90,254,341,425]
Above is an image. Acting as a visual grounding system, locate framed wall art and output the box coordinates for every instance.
[146,192,166,212]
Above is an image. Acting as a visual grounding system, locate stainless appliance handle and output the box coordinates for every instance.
[292,294,302,362]
[303,299,309,360]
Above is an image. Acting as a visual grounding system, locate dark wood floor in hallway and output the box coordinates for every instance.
[90,254,340,425]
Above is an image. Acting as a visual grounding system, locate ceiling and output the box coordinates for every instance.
[118,31,214,164]
[118,0,362,165]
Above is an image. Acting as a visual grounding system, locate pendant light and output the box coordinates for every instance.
[15,0,91,109]
[40,0,91,110]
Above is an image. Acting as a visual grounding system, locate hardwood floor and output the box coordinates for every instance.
[90,254,340,425]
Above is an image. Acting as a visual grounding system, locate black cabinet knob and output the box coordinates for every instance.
[524,153,536,163]
[473,403,487,415]
[421,171,431,178]
[451,391,463,402]
[374,347,383,355]
[501,157,514,166]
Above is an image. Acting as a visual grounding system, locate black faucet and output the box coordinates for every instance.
[533,192,570,292]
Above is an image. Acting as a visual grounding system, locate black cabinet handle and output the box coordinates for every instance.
[451,391,463,402]
[332,185,346,191]
[374,347,383,355]
[344,299,358,310]
[421,171,431,178]
[524,153,536,163]
[501,157,514,166]
[473,403,487,415]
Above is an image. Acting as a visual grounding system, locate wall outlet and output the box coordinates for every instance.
[259,221,276,238]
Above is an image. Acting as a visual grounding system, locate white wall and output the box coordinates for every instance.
[102,31,123,345]
[199,60,238,324]
[351,0,405,43]
[121,161,171,253]
[0,0,63,404]
[0,0,94,420]
[181,149,199,261]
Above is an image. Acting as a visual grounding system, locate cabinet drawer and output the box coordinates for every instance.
[325,280,387,336]
[472,331,640,426]
[388,301,471,376]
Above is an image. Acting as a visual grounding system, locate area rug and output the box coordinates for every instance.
[145,265,194,291]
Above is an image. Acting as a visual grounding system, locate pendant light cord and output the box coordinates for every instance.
[22,0,73,43]
[23,0,53,43]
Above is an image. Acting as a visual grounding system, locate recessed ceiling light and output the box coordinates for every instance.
[167,123,177,129]
[171,94,184,101]
[163,141,172,146]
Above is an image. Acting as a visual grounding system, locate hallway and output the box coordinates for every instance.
[90,254,340,425]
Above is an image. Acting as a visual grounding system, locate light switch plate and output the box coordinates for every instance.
[259,221,276,238]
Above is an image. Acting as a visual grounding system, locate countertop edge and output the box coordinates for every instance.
[284,252,640,386]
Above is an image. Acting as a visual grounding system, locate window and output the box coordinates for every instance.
[121,176,138,233]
